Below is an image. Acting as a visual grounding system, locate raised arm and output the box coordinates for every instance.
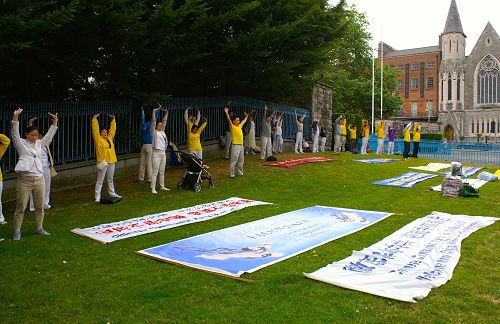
[199,117,208,133]
[224,107,232,126]
[108,114,116,140]
[184,106,190,125]
[240,112,249,127]
[196,108,201,124]
[151,108,159,137]
[404,122,413,131]
[161,107,169,129]
[40,112,59,147]
[91,114,100,142]
[263,105,268,123]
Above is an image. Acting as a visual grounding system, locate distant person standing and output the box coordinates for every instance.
[333,115,344,154]
[138,106,160,183]
[11,108,58,240]
[92,113,122,202]
[403,122,413,160]
[244,110,256,155]
[360,119,370,155]
[260,105,275,160]
[0,132,10,225]
[223,107,234,160]
[319,126,327,152]
[375,120,385,155]
[224,107,248,178]
[312,114,319,153]
[340,117,347,152]
[294,110,306,154]
[150,107,170,194]
[387,126,397,155]
[348,124,357,154]
[413,123,422,158]
[187,117,208,162]
[272,112,284,154]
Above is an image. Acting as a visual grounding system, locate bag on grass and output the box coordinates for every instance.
[461,185,479,198]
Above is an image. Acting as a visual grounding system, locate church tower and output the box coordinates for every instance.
[438,0,466,138]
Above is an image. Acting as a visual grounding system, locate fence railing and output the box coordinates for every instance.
[0,97,309,174]
[364,135,500,165]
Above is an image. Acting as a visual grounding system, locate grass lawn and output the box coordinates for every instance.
[1,152,499,323]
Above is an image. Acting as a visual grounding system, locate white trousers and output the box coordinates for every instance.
[341,135,346,151]
[376,138,384,155]
[334,134,342,153]
[387,141,395,154]
[151,150,167,191]
[230,144,244,177]
[361,137,369,155]
[0,181,4,223]
[260,136,272,160]
[273,135,283,153]
[319,137,327,152]
[95,162,117,201]
[312,133,319,153]
[138,144,152,181]
[189,150,203,162]
[29,166,51,210]
[224,131,232,159]
[295,132,303,153]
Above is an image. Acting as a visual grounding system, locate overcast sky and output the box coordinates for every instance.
[331,0,500,55]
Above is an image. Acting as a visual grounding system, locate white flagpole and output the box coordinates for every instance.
[380,25,384,120]
[371,47,375,133]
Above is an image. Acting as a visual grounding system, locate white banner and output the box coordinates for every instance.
[408,163,451,172]
[72,197,271,243]
[305,212,498,303]
[430,179,488,192]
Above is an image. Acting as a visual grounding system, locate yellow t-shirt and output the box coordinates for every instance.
[413,126,421,142]
[349,129,357,139]
[362,126,370,138]
[0,134,11,181]
[187,122,207,151]
[341,119,347,136]
[92,117,117,163]
[403,128,411,142]
[377,122,385,139]
[230,124,244,145]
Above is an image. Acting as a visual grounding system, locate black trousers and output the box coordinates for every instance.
[413,142,420,158]
[403,141,410,158]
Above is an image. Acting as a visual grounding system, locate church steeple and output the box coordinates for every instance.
[443,0,466,37]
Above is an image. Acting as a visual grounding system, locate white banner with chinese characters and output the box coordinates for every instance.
[72,197,271,243]
[304,212,498,303]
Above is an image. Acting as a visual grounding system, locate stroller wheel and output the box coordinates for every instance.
[208,180,215,188]
[193,183,202,192]
[176,180,184,190]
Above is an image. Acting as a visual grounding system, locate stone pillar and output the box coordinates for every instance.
[311,82,333,148]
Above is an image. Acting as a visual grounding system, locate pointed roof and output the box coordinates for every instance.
[443,0,466,37]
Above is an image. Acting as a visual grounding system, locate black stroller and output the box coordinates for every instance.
[175,151,214,192]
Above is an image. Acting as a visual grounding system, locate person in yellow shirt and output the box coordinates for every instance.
[224,106,248,178]
[403,122,413,160]
[341,118,347,151]
[0,133,10,225]
[348,124,357,154]
[376,120,385,155]
[92,113,121,202]
[188,117,207,162]
[360,119,370,155]
[413,123,422,158]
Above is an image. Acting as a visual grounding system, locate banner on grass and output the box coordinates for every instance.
[305,211,498,303]
[263,157,336,168]
[430,179,488,192]
[138,206,393,278]
[440,166,483,177]
[373,172,438,188]
[408,163,451,172]
[353,158,399,164]
[72,197,271,243]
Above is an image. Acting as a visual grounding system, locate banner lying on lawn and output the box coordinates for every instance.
[353,158,399,164]
[373,172,438,188]
[305,211,498,303]
[72,197,271,243]
[430,179,488,192]
[263,157,336,168]
[138,206,393,278]
[408,163,450,172]
[440,167,482,177]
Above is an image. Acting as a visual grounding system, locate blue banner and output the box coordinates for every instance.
[138,206,393,278]
[373,172,438,188]
[440,167,482,177]
[353,159,400,164]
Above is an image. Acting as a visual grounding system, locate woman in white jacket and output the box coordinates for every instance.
[150,106,169,194]
[11,108,58,241]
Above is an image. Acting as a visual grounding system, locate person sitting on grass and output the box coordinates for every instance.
[224,106,248,178]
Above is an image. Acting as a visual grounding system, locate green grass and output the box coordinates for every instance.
[1,152,499,323]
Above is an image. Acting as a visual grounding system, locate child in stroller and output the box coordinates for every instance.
[175,151,214,192]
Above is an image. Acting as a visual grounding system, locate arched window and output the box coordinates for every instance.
[471,119,475,133]
[448,73,452,101]
[449,39,452,53]
[476,55,500,104]
[457,76,461,100]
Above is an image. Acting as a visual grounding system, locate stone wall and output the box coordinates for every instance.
[311,82,333,147]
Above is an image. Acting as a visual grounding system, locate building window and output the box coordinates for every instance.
[397,79,403,91]
[411,102,418,117]
[427,61,435,69]
[457,77,461,100]
[441,79,444,101]
[411,63,418,70]
[397,64,404,71]
[411,78,418,90]
[426,101,433,112]
[476,54,500,104]
[427,77,434,88]
[448,74,452,100]
[471,120,475,134]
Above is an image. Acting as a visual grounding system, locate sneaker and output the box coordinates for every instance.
[13,230,21,240]
[238,173,244,176]
[160,187,170,191]
[0,220,7,225]
[44,204,51,209]
[230,175,235,178]
[29,207,35,212]
[35,228,50,236]
[95,199,100,203]
[152,189,158,194]
[111,194,122,199]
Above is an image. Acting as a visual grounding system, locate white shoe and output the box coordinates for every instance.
[152,189,158,194]
[44,204,51,209]
[160,187,170,191]
[29,208,35,212]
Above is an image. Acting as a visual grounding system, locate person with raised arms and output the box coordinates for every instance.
[187,116,208,162]
[260,105,276,160]
[403,122,413,160]
[375,120,385,155]
[150,106,170,194]
[10,108,58,240]
[224,107,248,178]
[294,110,306,154]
